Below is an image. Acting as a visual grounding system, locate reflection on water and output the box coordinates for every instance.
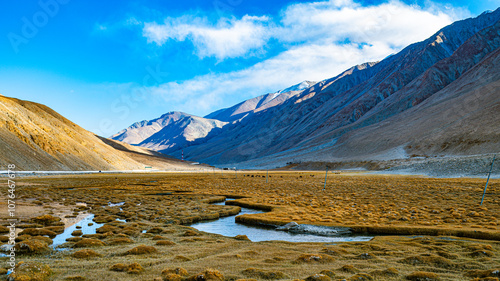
[191,201,373,243]
[52,214,104,248]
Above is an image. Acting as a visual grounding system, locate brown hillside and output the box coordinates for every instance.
[0,95,198,171]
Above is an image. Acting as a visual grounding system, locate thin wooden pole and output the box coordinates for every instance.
[323,167,329,191]
[481,155,496,205]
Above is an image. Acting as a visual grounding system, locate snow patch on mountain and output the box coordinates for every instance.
[278,80,316,94]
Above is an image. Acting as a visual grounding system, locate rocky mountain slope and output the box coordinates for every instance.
[113,9,500,170]
[0,95,201,171]
[112,81,315,153]
[161,9,499,167]
[138,114,227,153]
[205,81,316,122]
[111,111,189,145]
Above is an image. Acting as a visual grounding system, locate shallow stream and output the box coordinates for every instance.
[190,200,373,242]
[51,214,104,248]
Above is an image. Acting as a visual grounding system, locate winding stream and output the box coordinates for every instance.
[191,200,373,242]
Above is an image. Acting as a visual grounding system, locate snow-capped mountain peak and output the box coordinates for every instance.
[278,80,316,94]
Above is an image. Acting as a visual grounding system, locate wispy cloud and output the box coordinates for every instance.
[143,15,271,60]
[137,0,466,116]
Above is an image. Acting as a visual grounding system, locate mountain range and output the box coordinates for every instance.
[111,80,316,154]
[1,9,499,172]
[111,9,500,170]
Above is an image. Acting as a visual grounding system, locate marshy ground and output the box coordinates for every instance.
[0,171,499,280]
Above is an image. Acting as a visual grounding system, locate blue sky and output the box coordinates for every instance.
[0,0,498,136]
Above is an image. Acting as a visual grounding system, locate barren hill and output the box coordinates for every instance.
[0,95,200,171]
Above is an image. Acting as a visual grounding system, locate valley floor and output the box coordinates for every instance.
[0,172,499,280]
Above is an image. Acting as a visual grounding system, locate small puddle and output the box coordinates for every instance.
[108,202,125,207]
[191,200,373,243]
[52,214,104,248]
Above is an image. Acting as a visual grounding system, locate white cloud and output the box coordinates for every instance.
[146,42,395,114]
[140,0,466,115]
[276,0,458,48]
[143,15,271,60]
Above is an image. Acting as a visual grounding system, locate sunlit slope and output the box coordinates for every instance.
[0,95,181,171]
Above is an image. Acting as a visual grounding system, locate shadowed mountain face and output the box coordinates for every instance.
[111,81,315,153]
[114,9,500,168]
[138,114,227,153]
[111,111,227,154]
[111,111,189,145]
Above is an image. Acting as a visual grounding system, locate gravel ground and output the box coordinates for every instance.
[385,154,499,178]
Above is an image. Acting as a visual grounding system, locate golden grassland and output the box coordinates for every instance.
[0,171,499,281]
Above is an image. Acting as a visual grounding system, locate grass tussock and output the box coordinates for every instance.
[186,269,224,281]
[400,255,455,268]
[107,237,134,245]
[347,273,373,280]
[72,238,106,248]
[109,263,128,272]
[71,249,101,259]
[162,273,183,281]
[4,172,500,281]
[63,276,87,280]
[14,239,50,254]
[234,235,250,241]
[339,265,358,273]
[7,262,53,281]
[295,254,335,263]
[173,255,192,262]
[465,269,500,278]
[29,235,53,245]
[96,224,120,234]
[19,228,57,238]
[162,267,189,277]
[126,262,144,274]
[241,268,288,280]
[31,214,62,226]
[305,273,332,281]
[156,240,176,246]
[182,230,201,236]
[406,271,440,280]
[369,268,399,277]
[124,244,157,255]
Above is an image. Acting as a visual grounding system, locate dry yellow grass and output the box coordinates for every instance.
[0,172,498,280]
